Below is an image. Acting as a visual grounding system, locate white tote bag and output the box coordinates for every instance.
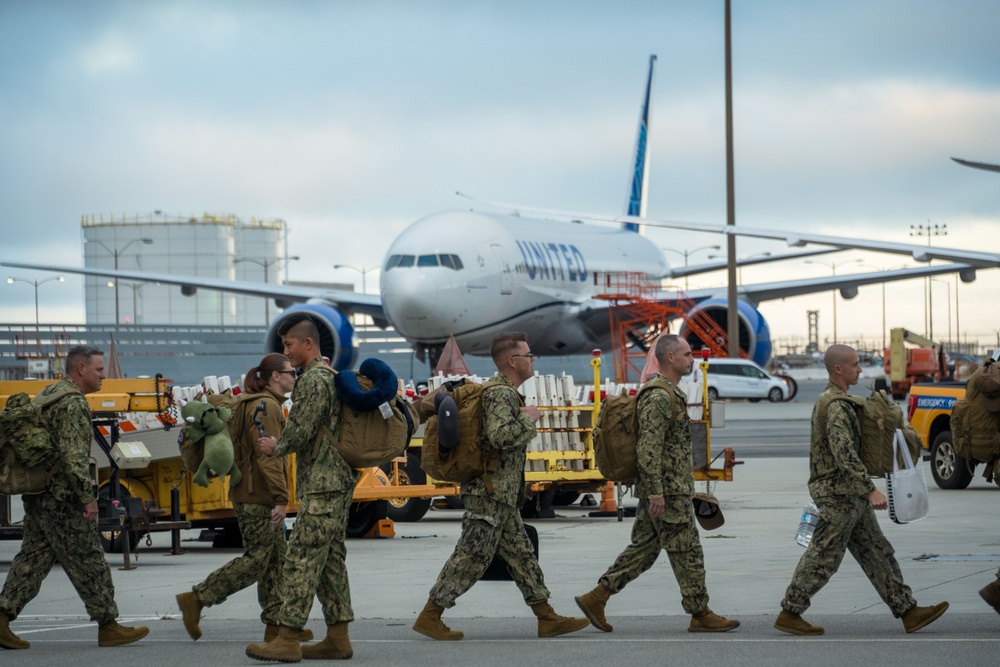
[886,428,930,524]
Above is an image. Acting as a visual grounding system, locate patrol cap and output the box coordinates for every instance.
[435,393,459,449]
[692,492,724,530]
[977,363,1000,413]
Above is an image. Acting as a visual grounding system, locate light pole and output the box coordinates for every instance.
[931,278,952,343]
[107,280,145,324]
[910,222,947,339]
[712,251,771,285]
[858,263,910,353]
[234,256,300,323]
[7,275,65,327]
[87,237,154,324]
[662,245,720,290]
[805,258,863,344]
[333,264,381,295]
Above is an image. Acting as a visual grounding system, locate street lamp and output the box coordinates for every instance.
[6,275,65,328]
[87,237,154,324]
[910,222,947,339]
[662,245,721,290]
[805,258,863,344]
[233,256,300,323]
[931,278,952,344]
[857,263,911,354]
[333,264,381,295]
[106,280,146,324]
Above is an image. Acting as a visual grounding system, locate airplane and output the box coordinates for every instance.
[5,55,999,372]
[952,157,1000,173]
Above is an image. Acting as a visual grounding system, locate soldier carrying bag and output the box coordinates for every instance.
[0,383,82,495]
[590,377,676,482]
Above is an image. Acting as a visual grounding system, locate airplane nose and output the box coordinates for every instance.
[383,269,438,329]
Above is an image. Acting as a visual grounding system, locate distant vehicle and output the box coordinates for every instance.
[687,358,790,403]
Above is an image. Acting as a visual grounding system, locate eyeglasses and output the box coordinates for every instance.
[510,353,536,360]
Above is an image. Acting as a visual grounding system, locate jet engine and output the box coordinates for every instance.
[265,303,358,371]
[676,298,773,367]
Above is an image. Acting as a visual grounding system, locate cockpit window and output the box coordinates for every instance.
[447,254,463,270]
[385,255,402,270]
[384,253,462,271]
[418,254,439,267]
[396,255,414,268]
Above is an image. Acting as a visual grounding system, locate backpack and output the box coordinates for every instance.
[419,379,505,485]
[950,363,1000,474]
[0,383,82,495]
[591,377,678,482]
[178,390,267,476]
[314,359,413,469]
[816,389,922,478]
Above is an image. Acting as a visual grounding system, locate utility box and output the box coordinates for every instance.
[110,441,152,469]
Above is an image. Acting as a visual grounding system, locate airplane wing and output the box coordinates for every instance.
[679,263,977,305]
[0,261,388,324]
[460,195,1000,267]
[952,157,1000,173]
[669,248,841,279]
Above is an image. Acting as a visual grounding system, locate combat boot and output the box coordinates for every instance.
[246,625,302,663]
[176,591,203,640]
[97,621,150,647]
[0,611,30,650]
[902,601,949,633]
[530,601,590,638]
[264,624,315,643]
[980,581,1000,615]
[689,608,740,633]
[773,610,824,636]
[574,584,613,632]
[412,599,463,640]
[301,622,353,660]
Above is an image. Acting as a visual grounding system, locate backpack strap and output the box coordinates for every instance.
[815,393,865,435]
[233,392,272,492]
[32,382,83,411]
[475,380,512,494]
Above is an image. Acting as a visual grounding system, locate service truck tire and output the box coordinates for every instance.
[930,431,974,490]
[381,450,432,523]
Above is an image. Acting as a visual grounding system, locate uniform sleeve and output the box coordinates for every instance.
[636,388,670,498]
[51,395,97,505]
[255,396,289,504]
[826,400,877,496]
[482,386,535,451]
[273,371,333,459]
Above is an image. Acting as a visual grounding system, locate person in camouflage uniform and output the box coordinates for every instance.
[575,334,740,634]
[774,343,949,636]
[413,331,589,641]
[176,353,312,644]
[0,346,148,650]
[245,314,360,662]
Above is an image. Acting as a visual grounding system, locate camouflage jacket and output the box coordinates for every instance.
[273,358,359,507]
[462,373,535,508]
[808,383,877,500]
[635,374,694,502]
[37,378,94,506]
[231,388,290,507]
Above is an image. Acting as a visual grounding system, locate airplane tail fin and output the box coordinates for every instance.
[622,54,657,232]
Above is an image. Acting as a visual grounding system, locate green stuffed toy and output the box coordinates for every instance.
[181,400,242,488]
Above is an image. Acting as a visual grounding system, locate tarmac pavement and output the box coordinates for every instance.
[2,391,998,665]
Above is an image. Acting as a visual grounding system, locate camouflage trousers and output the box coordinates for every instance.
[275,491,354,629]
[598,495,708,615]
[0,493,117,623]
[193,502,287,624]
[781,494,916,617]
[430,494,550,608]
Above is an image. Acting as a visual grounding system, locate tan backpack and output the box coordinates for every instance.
[591,377,678,482]
[950,363,1000,476]
[419,379,505,486]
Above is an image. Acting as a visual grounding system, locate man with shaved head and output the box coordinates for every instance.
[774,344,948,636]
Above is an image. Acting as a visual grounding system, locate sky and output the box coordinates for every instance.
[2,0,999,354]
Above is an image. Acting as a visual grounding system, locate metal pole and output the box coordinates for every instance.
[114,252,120,325]
[724,0,739,358]
[832,264,838,343]
[33,281,40,329]
[263,262,270,323]
[955,275,960,351]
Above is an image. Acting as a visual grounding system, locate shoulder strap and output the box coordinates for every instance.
[816,393,864,432]
[32,382,83,411]
[307,365,338,462]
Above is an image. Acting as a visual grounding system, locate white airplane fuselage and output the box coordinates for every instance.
[380,210,668,356]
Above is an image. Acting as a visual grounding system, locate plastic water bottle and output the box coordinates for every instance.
[795,501,820,548]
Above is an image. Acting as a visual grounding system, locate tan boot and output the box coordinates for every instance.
[689,608,740,633]
[265,624,315,643]
[574,584,613,632]
[530,601,590,638]
[246,624,302,662]
[97,621,150,647]
[412,599,463,640]
[0,611,30,650]
[773,610,824,636]
[902,602,949,633]
[176,591,203,640]
[980,581,1000,615]
[301,622,353,660]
